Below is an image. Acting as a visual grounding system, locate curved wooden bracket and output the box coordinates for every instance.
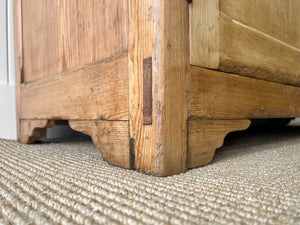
[188,119,251,168]
[69,120,131,169]
[18,120,55,143]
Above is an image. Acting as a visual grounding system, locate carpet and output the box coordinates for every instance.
[0,125,299,224]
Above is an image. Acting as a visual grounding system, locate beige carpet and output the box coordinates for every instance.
[0,125,299,225]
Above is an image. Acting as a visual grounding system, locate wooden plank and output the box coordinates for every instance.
[21,0,129,82]
[129,0,156,173]
[69,120,130,169]
[129,0,189,176]
[190,66,300,119]
[218,13,300,86]
[156,0,189,175]
[220,0,300,49]
[188,119,250,168]
[20,52,128,121]
[190,0,300,86]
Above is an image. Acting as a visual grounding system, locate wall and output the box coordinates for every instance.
[0,0,17,140]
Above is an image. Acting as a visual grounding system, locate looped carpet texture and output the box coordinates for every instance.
[0,125,299,224]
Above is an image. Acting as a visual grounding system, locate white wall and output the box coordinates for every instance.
[0,0,17,140]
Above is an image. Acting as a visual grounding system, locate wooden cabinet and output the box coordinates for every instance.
[14,0,300,176]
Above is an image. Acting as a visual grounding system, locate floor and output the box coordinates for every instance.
[0,123,299,224]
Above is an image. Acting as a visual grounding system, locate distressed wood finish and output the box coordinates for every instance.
[129,0,189,175]
[20,52,128,121]
[69,121,130,169]
[190,0,300,86]
[190,66,300,119]
[188,119,250,168]
[21,0,129,82]
[15,0,300,176]
[18,120,55,143]
[220,0,300,49]
[128,0,156,173]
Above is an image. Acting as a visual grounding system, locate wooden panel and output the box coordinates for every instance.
[21,52,128,120]
[22,0,129,82]
[69,120,130,169]
[188,119,250,168]
[190,0,300,86]
[220,0,300,49]
[129,0,189,176]
[219,13,300,86]
[190,66,300,119]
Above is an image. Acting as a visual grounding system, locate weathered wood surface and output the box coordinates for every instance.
[220,0,300,49]
[69,120,130,169]
[128,0,156,173]
[20,52,128,121]
[22,0,129,82]
[190,0,300,86]
[190,66,300,119]
[129,0,189,176]
[188,119,251,168]
[18,120,55,143]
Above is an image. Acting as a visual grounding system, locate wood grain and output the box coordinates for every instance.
[188,119,250,168]
[21,0,129,82]
[220,0,300,49]
[155,0,189,175]
[219,13,300,86]
[69,120,130,169]
[21,52,128,121]
[18,120,55,143]
[190,66,300,119]
[190,0,300,86]
[129,0,189,176]
[128,0,156,173]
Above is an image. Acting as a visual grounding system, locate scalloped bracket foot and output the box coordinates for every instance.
[18,119,55,143]
[69,120,131,169]
[188,119,251,168]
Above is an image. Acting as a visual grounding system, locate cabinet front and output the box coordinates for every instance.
[189,0,300,86]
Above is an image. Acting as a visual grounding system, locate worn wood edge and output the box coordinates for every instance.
[20,52,128,121]
[188,119,251,168]
[218,13,300,86]
[153,0,189,176]
[128,0,156,174]
[128,0,189,176]
[18,119,55,143]
[190,66,300,119]
[69,120,131,169]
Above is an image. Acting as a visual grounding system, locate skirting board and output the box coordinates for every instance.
[0,84,16,140]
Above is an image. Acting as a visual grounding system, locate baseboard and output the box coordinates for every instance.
[0,84,16,140]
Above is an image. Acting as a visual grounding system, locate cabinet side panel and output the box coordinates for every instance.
[22,0,129,82]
